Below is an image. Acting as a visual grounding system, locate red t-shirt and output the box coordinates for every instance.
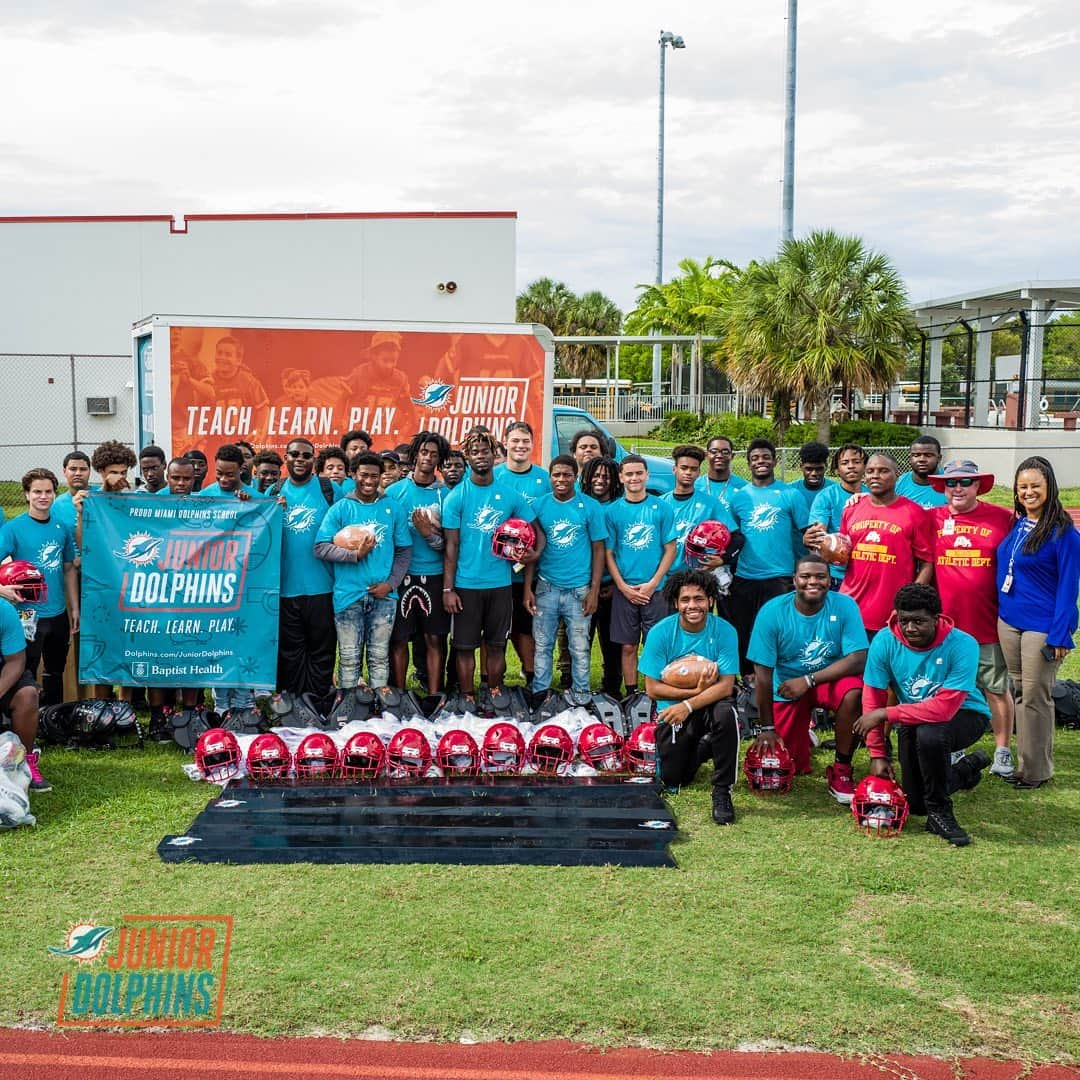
[931,501,1015,643]
[840,494,934,630]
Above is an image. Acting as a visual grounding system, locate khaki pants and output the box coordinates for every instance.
[997,618,1058,783]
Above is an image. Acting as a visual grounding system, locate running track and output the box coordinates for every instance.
[1,1031,1076,1080]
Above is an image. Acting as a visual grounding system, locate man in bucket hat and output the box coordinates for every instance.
[927,460,1016,778]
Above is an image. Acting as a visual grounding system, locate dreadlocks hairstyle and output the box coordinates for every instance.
[408,430,450,468]
[580,456,623,503]
[91,440,137,472]
[461,427,500,455]
[1013,456,1073,554]
[663,568,722,609]
[830,442,867,472]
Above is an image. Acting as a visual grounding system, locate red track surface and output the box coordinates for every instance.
[1,1031,1076,1080]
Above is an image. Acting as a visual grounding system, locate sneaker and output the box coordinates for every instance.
[826,762,856,805]
[26,750,52,793]
[989,746,1015,778]
[953,749,991,791]
[925,809,970,847]
[711,787,736,826]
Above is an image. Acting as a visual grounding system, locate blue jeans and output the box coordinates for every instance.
[336,595,396,688]
[532,579,592,700]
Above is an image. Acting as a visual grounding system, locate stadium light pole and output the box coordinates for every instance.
[780,0,798,244]
[653,29,685,404]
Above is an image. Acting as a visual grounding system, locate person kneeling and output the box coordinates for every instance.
[854,583,992,847]
[638,570,741,825]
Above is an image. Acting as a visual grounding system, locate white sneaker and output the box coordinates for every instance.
[989,746,1015,778]
[950,749,966,766]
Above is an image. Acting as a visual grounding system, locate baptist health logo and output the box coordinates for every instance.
[52,914,232,1028]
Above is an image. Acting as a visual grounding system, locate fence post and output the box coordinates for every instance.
[960,319,974,429]
[69,354,79,450]
[916,330,927,427]
[1016,311,1030,433]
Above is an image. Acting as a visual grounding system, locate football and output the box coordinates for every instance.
[818,532,853,567]
[660,654,714,689]
[333,524,376,550]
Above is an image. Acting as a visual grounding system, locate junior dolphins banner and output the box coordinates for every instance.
[79,494,281,687]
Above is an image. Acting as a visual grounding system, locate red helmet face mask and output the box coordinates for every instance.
[578,723,625,773]
[683,520,731,571]
[0,560,47,603]
[195,727,242,782]
[294,732,339,781]
[743,742,796,794]
[851,775,909,837]
[340,731,386,780]
[481,723,525,774]
[527,724,574,775]
[245,732,291,782]
[624,722,658,775]
[436,729,481,776]
[490,518,536,563]
[386,727,432,777]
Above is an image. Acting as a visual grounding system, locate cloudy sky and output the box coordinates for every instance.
[2,0,1077,312]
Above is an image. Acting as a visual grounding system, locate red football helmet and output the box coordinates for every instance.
[481,722,526,774]
[339,730,386,780]
[293,731,339,781]
[436,729,481,776]
[490,517,537,562]
[743,741,796,794]
[684,520,732,571]
[245,732,291,782]
[851,775,909,837]
[386,727,432,777]
[624,721,659,776]
[195,727,242,782]
[527,724,574,775]
[578,723,625,773]
[0,559,47,603]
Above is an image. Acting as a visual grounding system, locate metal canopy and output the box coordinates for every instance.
[911,280,1080,325]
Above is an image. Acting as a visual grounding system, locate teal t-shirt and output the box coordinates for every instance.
[0,599,26,660]
[494,464,550,582]
[604,496,678,586]
[895,473,947,509]
[388,478,446,577]
[0,512,75,618]
[442,476,535,590]
[661,490,735,574]
[746,590,868,700]
[808,484,867,580]
[277,476,340,598]
[638,612,740,713]
[315,495,412,610]
[694,473,747,514]
[729,481,810,580]
[533,491,608,590]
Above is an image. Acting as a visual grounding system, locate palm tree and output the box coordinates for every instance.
[725,230,915,442]
[561,290,623,388]
[516,278,575,333]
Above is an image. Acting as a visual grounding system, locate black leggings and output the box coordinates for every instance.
[25,611,70,708]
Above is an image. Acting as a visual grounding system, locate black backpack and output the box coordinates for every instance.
[1051,680,1080,729]
[268,476,336,506]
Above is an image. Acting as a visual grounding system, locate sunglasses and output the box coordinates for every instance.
[708,447,733,456]
[944,477,976,488]
[286,450,314,460]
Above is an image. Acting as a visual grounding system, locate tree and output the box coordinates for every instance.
[725,231,915,442]
[516,279,623,388]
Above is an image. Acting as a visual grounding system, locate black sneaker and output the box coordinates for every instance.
[925,809,970,846]
[953,749,991,791]
[711,787,736,826]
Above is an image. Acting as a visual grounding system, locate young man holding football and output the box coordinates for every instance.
[746,553,869,801]
[638,569,741,825]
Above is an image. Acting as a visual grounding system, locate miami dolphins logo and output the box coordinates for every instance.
[411,380,455,409]
[471,505,503,533]
[549,519,581,549]
[370,523,390,546]
[624,523,655,550]
[48,922,113,962]
[37,540,64,570]
[284,506,319,533]
[746,504,782,532]
[800,639,835,669]
[903,675,939,699]
[113,532,162,566]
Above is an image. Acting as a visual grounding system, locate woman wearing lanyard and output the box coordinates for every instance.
[996,456,1080,788]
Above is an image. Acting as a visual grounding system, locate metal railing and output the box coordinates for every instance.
[553,392,736,421]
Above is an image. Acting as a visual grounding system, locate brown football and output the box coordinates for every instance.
[819,532,853,567]
[333,524,376,550]
[660,654,714,689]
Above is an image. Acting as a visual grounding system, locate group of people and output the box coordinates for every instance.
[0,424,1076,846]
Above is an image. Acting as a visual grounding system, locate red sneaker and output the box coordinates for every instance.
[826,762,855,805]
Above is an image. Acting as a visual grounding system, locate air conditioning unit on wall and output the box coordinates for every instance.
[86,396,116,416]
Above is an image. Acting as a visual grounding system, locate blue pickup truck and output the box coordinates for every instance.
[550,405,674,495]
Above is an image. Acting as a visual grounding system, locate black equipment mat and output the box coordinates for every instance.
[159,776,679,867]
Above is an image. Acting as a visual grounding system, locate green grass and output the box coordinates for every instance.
[2,720,1076,1061]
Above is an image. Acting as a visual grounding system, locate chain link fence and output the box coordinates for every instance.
[0,353,133,517]
[632,444,913,481]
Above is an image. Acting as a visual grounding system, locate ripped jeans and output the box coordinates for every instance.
[335,595,396,689]
[532,579,593,701]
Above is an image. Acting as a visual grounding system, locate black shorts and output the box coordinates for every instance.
[510,581,533,637]
[452,586,513,651]
[610,590,671,646]
[0,669,37,717]
[392,573,452,641]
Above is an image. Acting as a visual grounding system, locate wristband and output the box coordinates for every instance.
[759,725,776,732]
[442,587,453,593]
[805,673,816,689]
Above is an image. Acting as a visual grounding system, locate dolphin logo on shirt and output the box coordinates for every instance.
[903,675,940,700]
[624,523,655,550]
[471,505,503,534]
[549,519,581,549]
[285,506,319,533]
[800,639,835,670]
[36,540,63,571]
[745,504,782,532]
